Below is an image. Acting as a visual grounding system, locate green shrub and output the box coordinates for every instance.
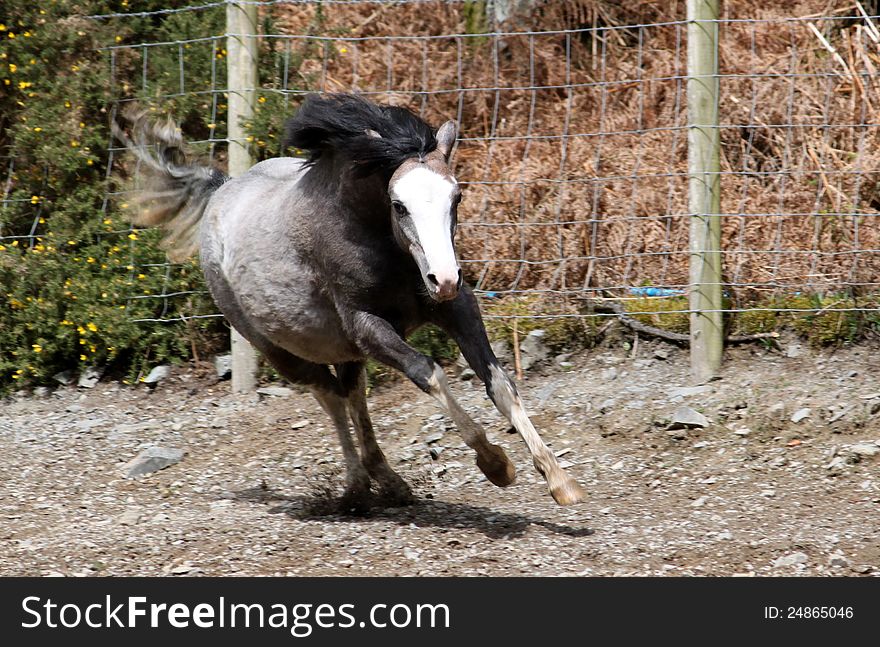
[0,2,227,390]
[481,294,597,352]
[783,293,862,346]
[624,296,690,335]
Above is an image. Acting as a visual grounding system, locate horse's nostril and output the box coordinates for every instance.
[427,273,439,286]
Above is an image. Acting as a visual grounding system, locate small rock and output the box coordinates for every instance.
[32,386,51,399]
[717,530,732,540]
[490,340,511,363]
[214,354,232,379]
[653,347,669,360]
[760,489,776,498]
[828,408,849,423]
[828,553,849,568]
[600,367,618,381]
[66,404,83,414]
[290,420,309,430]
[168,565,195,575]
[519,330,549,370]
[459,368,475,381]
[209,500,233,512]
[116,508,142,526]
[424,431,444,444]
[77,366,102,389]
[690,496,708,508]
[772,552,808,568]
[785,342,805,359]
[122,447,185,478]
[848,442,880,459]
[790,408,811,423]
[668,406,710,429]
[668,385,712,399]
[143,364,170,386]
[53,370,75,386]
[256,386,293,397]
[403,548,420,561]
[75,418,104,433]
[826,456,848,474]
[871,401,880,416]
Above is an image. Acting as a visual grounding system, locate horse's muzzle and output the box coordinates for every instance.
[427,268,462,301]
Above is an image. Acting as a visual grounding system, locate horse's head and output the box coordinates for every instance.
[387,120,462,302]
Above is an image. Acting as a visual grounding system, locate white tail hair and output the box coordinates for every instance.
[112,107,226,262]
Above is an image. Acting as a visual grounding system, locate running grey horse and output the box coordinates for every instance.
[115,93,585,510]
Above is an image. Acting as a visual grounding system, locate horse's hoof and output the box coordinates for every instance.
[476,444,516,487]
[338,488,372,515]
[378,482,416,507]
[550,477,587,506]
[366,464,415,506]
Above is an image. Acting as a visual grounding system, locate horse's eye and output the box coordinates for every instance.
[392,200,407,216]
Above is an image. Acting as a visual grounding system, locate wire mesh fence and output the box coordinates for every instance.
[4,0,880,336]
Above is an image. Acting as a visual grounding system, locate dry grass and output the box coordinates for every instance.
[264,0,880,306]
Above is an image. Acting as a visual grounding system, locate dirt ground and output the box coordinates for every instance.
[1,335,878,577]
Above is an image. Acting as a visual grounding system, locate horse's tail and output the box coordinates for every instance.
[112,108,227,262]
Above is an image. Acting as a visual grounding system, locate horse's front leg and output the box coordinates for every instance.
[347,311,516,489]
[431,287,586,506]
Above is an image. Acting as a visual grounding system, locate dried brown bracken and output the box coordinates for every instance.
[263,1,879,307]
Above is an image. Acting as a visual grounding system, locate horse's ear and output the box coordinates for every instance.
[435,120,457,160]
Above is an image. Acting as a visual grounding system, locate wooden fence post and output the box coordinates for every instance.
[687,0,723,383]
[226,0,259,392]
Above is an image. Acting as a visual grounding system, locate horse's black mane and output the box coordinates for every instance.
[283,93,438,177]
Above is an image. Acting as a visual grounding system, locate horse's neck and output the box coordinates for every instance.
[341,173,388,220]
[308,153,389,223]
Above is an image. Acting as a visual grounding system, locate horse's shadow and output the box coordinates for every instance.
[230,483,594,540]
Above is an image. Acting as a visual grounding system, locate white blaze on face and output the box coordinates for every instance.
[392,166,459,288]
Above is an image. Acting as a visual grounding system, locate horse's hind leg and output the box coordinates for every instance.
[337,362,414,506]
[307,386,372,513]
[255,348,373,513]
[203,267,370,511]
